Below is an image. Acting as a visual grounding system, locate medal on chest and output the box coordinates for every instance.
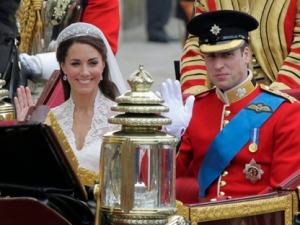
[249,128,259,153]
[243,158,264,184]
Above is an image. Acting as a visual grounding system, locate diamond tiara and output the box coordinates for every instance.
[57,22,103,44]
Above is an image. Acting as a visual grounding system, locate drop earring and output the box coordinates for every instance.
[63,73,67,81]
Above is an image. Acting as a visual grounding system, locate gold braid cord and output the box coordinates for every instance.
[44,111,100,187]
[78,167,100,187]
[17,0,43,54]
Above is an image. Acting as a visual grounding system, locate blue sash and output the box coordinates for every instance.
[198,92,285,197]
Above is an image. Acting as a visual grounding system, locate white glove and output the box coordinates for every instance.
[19,52,60,80]
[157,79,195,139]
[19,53,43,80]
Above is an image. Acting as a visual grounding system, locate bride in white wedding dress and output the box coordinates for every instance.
[14,22,123,186]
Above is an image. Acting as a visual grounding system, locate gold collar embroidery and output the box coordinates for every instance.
[216,70,257,104]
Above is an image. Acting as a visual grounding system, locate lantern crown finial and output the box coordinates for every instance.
[127,64,154,92]
[108,65,171,128]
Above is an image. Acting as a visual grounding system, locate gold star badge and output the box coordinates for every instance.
[210,24,221,35]
[243,158,264,184]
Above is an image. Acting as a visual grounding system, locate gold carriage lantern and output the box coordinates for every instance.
[0,77,15,121]
[100,65,179,225]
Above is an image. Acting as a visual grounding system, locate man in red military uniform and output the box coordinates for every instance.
[180,0,300,95]
[161,10,300,203]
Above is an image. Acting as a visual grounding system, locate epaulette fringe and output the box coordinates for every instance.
[260,84,298,103]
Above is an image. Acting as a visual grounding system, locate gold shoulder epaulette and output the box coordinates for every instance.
[260,84,298,103]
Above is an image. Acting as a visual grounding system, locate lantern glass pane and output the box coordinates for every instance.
[101,143,122,207]
[133,144,176,208]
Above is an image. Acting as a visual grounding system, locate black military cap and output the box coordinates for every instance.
[187,10,259,54]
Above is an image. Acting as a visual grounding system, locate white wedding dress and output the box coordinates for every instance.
[52,90,120,174]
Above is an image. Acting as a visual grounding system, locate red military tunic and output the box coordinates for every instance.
[176,73,300,200]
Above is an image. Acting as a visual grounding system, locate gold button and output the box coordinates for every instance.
[253,70,258,76]
[224,110,231,117]
[222,171,228,176]
[223,120,229,126]
[220,181,226,187]
[219,191,225,196]
[251,58,257,64]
